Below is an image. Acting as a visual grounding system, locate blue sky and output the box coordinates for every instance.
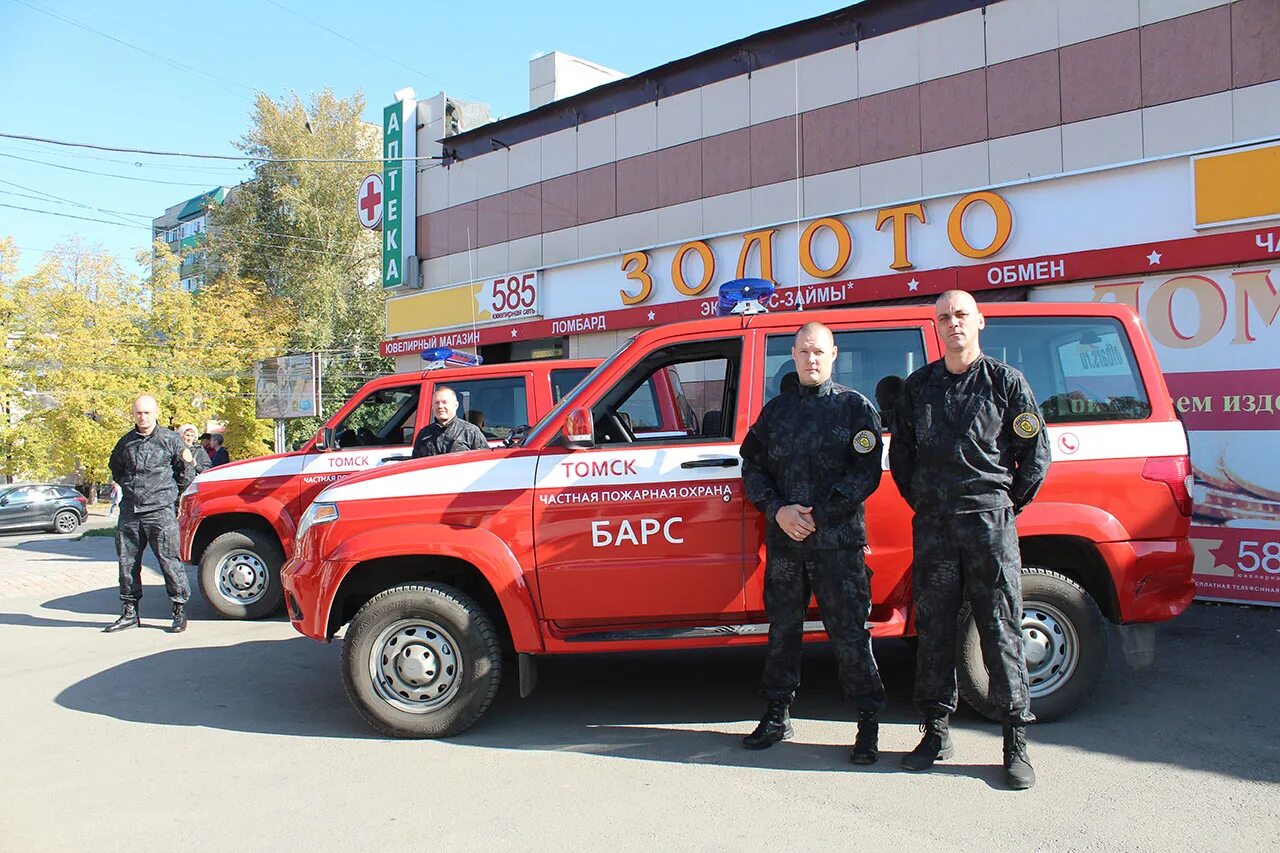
[0,0,848,278]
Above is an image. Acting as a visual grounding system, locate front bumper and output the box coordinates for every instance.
[280,554,349,641]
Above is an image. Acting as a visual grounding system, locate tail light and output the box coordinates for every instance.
[75,495,87,505]
[1142,456,1193,517]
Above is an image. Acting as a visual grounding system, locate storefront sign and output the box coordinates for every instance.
[383,272,541,350]
[1193,142,1280,229]
[382,97,417,288]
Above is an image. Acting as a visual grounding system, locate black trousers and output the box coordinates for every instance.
[911,507,1033,724]
[116,505,189,606]
[760,546,886,712]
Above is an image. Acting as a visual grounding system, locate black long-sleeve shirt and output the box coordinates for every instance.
[889,355,1051,517]
[411,417,489,458]
[741,379,883,550]
[108,427,194,514]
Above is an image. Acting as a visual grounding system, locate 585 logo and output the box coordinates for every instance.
[483,272,539,320]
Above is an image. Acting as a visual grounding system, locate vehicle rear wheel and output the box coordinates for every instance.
[342,583,502,738]
[52,510,81,534]
[957,567,1109,723]
[198,529,285,620]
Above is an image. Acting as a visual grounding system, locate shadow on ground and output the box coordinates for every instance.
[47,603,1280,783]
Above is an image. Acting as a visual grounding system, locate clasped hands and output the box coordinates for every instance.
[776,504,816,542]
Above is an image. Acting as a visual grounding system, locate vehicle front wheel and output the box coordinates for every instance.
[198,529,285,619]
[342,583,502,738]
[52,510,81,534]
[957,567,1109,723]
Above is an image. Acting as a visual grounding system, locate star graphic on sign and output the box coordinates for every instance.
[1146,250,1163,266]
[907,279,920,292]
[510,329,518,338]
[647,310,656,321]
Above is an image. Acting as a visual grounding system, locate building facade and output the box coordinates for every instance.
[379,0,1280,604]
[151,186,232,292]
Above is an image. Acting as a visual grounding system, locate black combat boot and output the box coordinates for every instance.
[168,604,188,634]
[849,709,879,765]
[901,715,955,770]
[104,603,139,633]
[741,701,793,750]
[1003,724,1036,790]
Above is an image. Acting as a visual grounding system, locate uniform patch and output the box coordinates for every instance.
[1012,412,1042,439]
[182,448,194,463]
[852,430,876,454]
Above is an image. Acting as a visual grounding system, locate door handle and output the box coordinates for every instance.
[681,457,740,469]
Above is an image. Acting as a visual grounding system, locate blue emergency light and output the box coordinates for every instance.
[420,347,483,370]
[716,278,776,317]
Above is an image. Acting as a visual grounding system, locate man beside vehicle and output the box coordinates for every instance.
[739,321,887,764]
[207,433,230,467]
[411,386,489,458]
[106,395,195,634]
[889,289,1052,790]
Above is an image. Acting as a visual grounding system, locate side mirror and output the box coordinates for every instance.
[563,407,595,449]
[320,426,335,451]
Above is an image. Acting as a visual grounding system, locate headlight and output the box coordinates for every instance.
[181,481,199,499]
[296,501,339,543]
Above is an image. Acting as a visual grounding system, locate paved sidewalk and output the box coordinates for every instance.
[0,525,188,603]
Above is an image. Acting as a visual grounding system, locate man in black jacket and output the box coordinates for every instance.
[105,396,194,634]
[889,290,1051,789]
[411,386,489,458]
[740,322,887,764]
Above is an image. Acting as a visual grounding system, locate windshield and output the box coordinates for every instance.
[522,338,635,446]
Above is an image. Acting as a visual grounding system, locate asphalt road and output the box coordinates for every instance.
[0,530,1276,851]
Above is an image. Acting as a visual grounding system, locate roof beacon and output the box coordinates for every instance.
[717,278,775,317]
[421,347,483,371]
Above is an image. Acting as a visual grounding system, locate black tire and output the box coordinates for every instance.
[957,567,1109,723]
[51,510,81,534]
[342,583,502,739]
[198,529,285,620]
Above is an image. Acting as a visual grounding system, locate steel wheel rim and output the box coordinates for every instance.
[214,549,270,605]
[54,513,77,533]
[368,618,464,714]
[1022,600,1080,700]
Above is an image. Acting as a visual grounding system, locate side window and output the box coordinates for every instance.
[764,327,927,426]
[444,377,529,441]
[550,368,592,403]
[983,318,1152,423]
[332,386,419,448]
[6,487,35,503]
[592,339,740,444]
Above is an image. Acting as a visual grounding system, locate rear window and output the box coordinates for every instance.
[550,368,591,403]
[982,317,1151,423]
[764,327,928,419]
[446,377,529,441]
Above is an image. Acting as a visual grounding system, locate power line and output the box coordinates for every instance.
[8,0,254,100]
[0,151,218,187]
[0,141,251,175]
[261,0,485,103]
[0,202,151,229]
[0,132,446,164]
[0,178,154,226]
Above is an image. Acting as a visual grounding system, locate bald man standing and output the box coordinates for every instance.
[105,396,195,633]
[740,321,887,764]
[889,290,1051,789]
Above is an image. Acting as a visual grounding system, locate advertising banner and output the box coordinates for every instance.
[1033,263,1280,605]
[255,354,320,420]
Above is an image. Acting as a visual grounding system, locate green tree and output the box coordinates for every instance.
[211,88,390,445]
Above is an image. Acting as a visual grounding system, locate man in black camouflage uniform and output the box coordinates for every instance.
[411,386,489,458]
[889,290,1051,790]
[740,321,887,764]
[106,395,195,634]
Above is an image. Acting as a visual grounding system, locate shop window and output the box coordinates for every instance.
[983,317,1151,423]
[332,386,419,448]
[764,327,927,426]
[591,339,740,444]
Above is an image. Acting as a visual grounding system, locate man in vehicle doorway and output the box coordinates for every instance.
[411,386,489,458]
[889,289,1052,790]
[106,395,195,634]
[740,321,887,764]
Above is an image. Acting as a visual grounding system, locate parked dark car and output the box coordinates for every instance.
[0,485,88,534]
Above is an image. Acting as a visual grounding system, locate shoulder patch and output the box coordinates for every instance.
[852,429,877,454]
[1012,411,1042,439]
